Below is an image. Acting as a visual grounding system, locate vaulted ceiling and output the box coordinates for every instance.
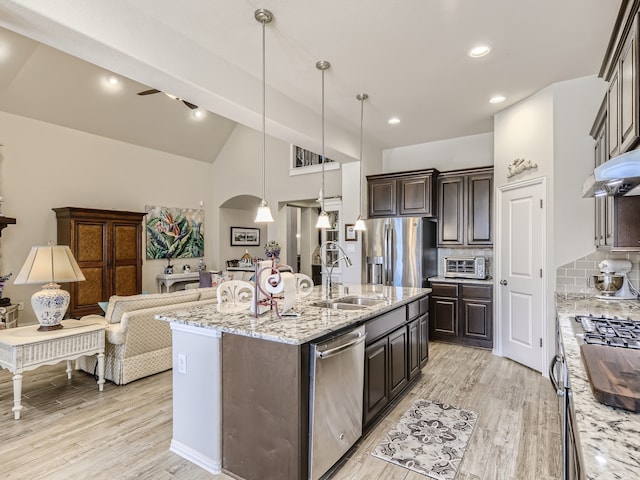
[0,1,621,163]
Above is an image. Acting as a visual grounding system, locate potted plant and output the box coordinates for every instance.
[264,241,280,260]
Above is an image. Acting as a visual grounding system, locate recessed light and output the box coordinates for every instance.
[105,74,119,86]
[468,45,491,58]
[388,117,401,125]
[192,109,205,119]
[489,95,506,104]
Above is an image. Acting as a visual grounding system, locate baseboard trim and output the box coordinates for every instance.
[170,439,221,474]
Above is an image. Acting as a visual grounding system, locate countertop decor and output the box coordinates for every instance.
[555,294,640,480]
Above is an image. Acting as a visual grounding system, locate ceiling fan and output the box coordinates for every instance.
[137,89,198,110]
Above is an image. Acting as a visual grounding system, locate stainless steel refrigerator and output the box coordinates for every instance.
[363,217,437,288]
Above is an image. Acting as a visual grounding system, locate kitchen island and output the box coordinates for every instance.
[156,283,430,480]
[555,294,640,480]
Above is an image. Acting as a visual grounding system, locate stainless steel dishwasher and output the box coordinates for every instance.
[308,325,366,480]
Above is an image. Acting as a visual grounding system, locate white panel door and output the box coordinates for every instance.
[499,180,545,372]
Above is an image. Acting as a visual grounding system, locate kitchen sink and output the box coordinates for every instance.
[311,300,366,310]
[332,296,386,306]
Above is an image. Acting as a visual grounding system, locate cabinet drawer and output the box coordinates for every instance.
[407,300,420,320]
[419,296,429,315]
[431,283,458,298]
[461,284,492,300]
[365,307,406,344]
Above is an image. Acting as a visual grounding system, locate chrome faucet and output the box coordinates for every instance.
[319,240,352,298]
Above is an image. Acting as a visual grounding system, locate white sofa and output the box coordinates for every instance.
[76,288,217,385]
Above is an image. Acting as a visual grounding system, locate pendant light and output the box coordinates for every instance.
[254,8,274,223]
[315,60,331,229]
[354,93,368,231]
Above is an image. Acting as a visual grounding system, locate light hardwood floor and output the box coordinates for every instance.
[0,342,561,480]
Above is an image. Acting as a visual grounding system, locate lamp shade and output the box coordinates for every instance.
[14,245,85,285]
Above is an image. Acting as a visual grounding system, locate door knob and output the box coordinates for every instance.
[500,280,508,285]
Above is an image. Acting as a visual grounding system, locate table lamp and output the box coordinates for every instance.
[14,242,85,331]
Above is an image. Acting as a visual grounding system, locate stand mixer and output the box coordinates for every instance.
[590,259,639,300]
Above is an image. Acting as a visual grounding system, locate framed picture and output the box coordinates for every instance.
[230,227,260,246]
[345,224,358,241]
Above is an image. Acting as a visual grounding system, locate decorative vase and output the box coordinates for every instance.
[31,283,70,331]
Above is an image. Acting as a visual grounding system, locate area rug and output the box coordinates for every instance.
[371,399,478,480]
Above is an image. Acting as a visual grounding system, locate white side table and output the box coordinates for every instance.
[0,318,106,419]
[156,272,201,292]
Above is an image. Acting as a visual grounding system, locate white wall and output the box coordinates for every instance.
[340,161,363,284]
[0,110,214,324]
[552,76,607,266]
[383,132,494,173]
[219,206,267,266]
[493,75,607,371]
[210,124,342,270]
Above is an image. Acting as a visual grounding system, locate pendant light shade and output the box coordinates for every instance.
[254,8,274,223]
[316,211,331,229]
[354,92,368,231]
[255,199,274,222]
[315,60,331,229]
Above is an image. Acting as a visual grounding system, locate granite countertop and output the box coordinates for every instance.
[156,284,431,345]
[428,276,493,285]
[555,294,640,480]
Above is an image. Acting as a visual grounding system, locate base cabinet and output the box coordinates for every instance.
[430,282,493,349]
[363,295,429,429]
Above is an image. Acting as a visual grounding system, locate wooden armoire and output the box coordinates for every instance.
[54,207,146,318]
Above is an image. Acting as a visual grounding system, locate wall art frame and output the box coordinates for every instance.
[345,224,358,241]
[145,205,204,260]
[230,226,260,246]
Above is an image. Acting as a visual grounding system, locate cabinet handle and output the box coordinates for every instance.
[500,280,508,286]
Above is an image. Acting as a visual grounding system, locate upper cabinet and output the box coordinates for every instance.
[437,166,493,247]
[367,169,438,218]
[589,1,640,250]
[619,13,639,153]
[591,99,615,248]
[601,4,640,158]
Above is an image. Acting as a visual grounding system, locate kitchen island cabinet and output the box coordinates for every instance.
[555,295,640,480]
[157,284,430,480]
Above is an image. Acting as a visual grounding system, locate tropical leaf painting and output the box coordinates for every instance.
[145,205,204,259]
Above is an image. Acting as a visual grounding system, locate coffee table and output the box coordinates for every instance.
[0,318,106,419]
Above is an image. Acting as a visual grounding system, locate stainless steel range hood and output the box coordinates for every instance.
[583,149,640,197]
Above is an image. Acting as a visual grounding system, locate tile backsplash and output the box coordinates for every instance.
[556,250,640,296]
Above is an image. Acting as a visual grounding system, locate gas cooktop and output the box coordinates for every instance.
[574,314,640,349]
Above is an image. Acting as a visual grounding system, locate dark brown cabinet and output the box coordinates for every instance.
[591,98,615,248]
[54,207,146,318]
[364,337,389,426]
[388,327,408,398]
[408,297,429,380]
[610,12,640,155]
[437,166,493,247]
[430,282,493,349]
[460,284,493,347]
[363,295,429,429]
[367,169,438,218]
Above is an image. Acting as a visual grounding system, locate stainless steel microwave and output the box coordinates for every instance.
[443,256,487,279]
